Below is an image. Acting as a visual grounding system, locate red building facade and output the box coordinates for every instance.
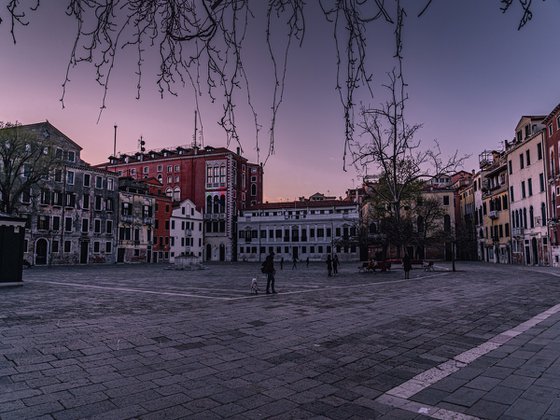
[97,145,263,261]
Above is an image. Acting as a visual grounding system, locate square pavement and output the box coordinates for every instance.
[2,261,560,419]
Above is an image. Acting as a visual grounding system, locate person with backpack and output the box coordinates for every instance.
[262,251,277,294]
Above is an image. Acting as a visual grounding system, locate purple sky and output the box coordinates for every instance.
[0,1,559,202]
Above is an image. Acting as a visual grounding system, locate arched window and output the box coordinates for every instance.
[165,188,172,199]
[213,195,220,214]
[219,195,226,213]
[206,195,212,214]
[516,210,520,228]
[157,174,163,184]
[173,187,180,202]
[541,202,546,226]
[523,208,528,228]
[251,183,257,196]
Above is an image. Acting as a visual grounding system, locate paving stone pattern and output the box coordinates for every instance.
[1,262,560,419]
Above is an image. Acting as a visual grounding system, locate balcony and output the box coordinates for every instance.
[512,227,524,237]
[489,210,498,219]
[185,229,192,236]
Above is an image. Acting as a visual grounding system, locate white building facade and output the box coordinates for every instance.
[237,199,360,263]
[506,116,549,265]
[170,199,203,262]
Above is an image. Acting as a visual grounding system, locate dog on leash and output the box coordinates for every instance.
[251,278,259,294]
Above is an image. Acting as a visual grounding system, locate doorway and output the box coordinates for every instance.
[35,238,48,265]
[532,238,538,266]
[80,241,89,264]
[219,244,225,261]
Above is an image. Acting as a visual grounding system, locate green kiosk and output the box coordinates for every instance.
[0,214,26,286]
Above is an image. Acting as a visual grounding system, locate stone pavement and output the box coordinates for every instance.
[1,261,560,419]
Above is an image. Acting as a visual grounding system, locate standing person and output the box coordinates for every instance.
[306,257,309,268]
[280,257,284,270]
[292,255,297,269]
[262,252,277,294]
[333,254,339,275]
[326,254,333,277]
[403,253,412,279]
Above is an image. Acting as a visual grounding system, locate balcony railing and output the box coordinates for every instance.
[489,210,498,219]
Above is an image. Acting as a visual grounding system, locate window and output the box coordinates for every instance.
[95,176,103,189]
[54,169,63,183]
[174,165,180,172]
[105,198,114,212]
[94,219,101,233]
[540,173,545,192]
[81,218,89,233]
[521,181,526,198]
[52,216,60,231]
[106,220,113,234]
[443,195,450,206]
[93,241,100,253]
[519,154,524,169]
[542,202,546,225]
[508,160,512,175]
[549,124,554,136]
[167,165,173,173]
[510,186,514,203]
[502,195,508,210]
[64,240,71,253]
[157,165,163,172]
[557,115,560,130]
[143,166,149,174]
[528,178,533,196]
[65,217,73,232]
[94,195,102,211]
[37,215,50,230]
[526,150,531,166]
[251,184,257,196]
[67,171,75,185]
[83,173,91,187]
[537,143,543,160]
[67,151,76,162]
[52,240,59,253]
[82,194,90,210]
[130,168,136,176]
[65,193,76,207]
[107,178,114,191]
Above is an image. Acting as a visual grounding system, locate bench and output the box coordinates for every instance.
[358,261,391,272]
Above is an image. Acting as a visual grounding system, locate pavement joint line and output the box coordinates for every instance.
[28,280,233,300]
[375,301,560,419]
[29,273,449,301]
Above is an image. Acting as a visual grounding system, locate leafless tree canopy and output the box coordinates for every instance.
[1,0,537,164]
[0,123,62,215]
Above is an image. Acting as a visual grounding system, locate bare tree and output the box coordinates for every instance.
[0,1,538,164]
[0,123,62,215]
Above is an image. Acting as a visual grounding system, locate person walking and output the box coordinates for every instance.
[326,254,333,277]
[262,252,277,294]
[403,253,412,279]
[333,254,339,275]
[292,255,297,269]
[306,257,309,268]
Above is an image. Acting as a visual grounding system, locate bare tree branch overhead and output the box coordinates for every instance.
[0,1,538,164]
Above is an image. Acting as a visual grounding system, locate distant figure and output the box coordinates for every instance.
[280,257,284,270]
[292,255,297,269]
[333,254,339,275]
[262,252,277,294]
[403,253,412,279]
[306,257,309,268]
[326,254,333,277]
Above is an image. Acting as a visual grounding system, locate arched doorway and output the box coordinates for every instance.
[219,244,226,261]
[206,244,212,261]
[35,238,48,265]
